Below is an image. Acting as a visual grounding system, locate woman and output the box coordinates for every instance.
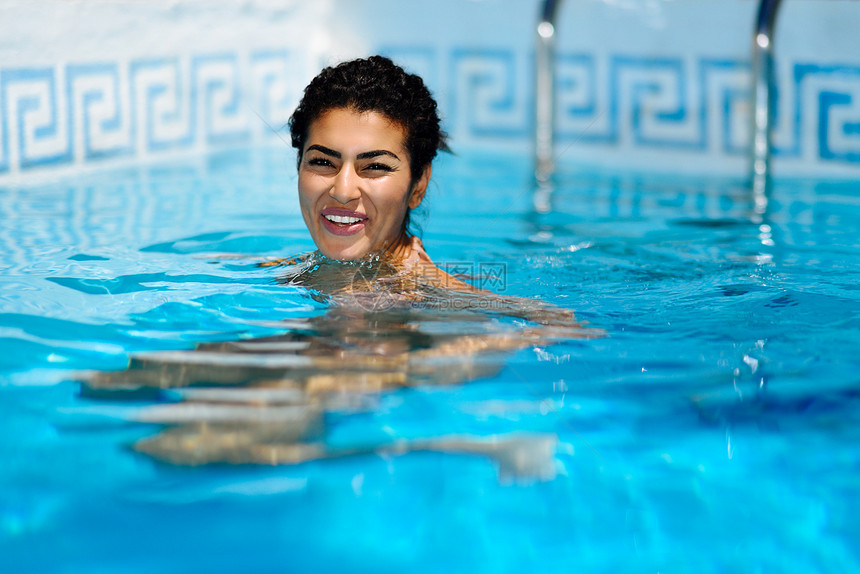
[81,57,595,475]
[280,56,586,324]
[288,55,446,267]
[262,56,476,308]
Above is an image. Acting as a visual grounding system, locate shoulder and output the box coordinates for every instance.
[403,237,485,293]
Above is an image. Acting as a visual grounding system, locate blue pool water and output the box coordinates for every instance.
[1,147,859,572]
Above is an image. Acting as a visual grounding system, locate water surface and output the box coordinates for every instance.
[1,148,859,572]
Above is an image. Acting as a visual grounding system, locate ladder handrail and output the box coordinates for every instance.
[533,0,783,200]
[534,0,562,183]
[751,0,783,209]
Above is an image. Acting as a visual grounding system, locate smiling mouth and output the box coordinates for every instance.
[324,214,363,225]
[319,209,367,236]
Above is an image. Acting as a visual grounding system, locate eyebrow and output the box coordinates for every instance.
[306,144,400,161]
[357,150,400,161]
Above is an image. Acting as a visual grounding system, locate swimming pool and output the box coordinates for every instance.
[1,146,859,572]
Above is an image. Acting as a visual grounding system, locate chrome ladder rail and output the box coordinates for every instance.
[751,0,783,211]
[533,0,783,201]
[534,0,562,183]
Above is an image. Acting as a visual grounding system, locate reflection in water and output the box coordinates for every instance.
[80,254,598,482]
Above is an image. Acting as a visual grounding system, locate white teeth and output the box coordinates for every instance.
[324,214,362,224]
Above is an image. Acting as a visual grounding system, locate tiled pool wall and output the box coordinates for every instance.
[1,0,859,184]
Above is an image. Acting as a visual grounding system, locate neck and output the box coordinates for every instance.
[384,231,414,263]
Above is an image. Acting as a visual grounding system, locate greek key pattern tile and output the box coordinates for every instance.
[384,46,860,168]
[2,48,860,180]
[0,51,301,177]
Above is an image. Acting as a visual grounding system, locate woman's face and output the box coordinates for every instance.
[298,108,429,261]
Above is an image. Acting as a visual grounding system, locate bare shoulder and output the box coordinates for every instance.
[403,236,485,293]
[406,238,602,334]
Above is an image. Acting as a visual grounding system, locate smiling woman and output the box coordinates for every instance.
[286,56,447,269]
[77,56,597,474]
[275,55,592,322]
[297,108,426,261]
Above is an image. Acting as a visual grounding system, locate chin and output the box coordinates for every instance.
[318,241,369,262]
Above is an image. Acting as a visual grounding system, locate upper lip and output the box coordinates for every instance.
[321,207,367,219]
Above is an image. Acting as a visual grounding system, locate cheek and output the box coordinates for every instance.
[379,180,413,213]
[297,174,317,206]
[296,179,319,229]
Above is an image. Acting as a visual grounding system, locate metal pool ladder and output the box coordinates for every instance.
[533,0,784,198]
[534,0,561,183]
[751,0,783,210]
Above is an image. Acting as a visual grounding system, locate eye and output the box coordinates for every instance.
[364,163,395,174]
[304,156,338,174]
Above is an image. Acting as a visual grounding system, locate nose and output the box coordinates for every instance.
[329,164,361,204]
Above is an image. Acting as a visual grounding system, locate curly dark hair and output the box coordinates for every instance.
[288,55,449,184]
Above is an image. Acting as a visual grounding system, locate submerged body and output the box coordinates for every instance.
[83,262,594,480]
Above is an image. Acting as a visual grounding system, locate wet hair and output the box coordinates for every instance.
[288,55,449,185]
